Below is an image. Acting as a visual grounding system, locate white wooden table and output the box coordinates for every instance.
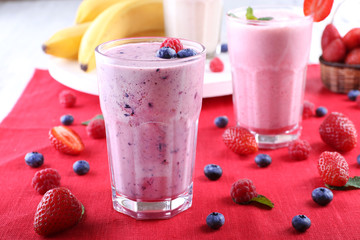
[0,0,355,123]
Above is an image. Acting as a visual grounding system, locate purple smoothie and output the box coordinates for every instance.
[95,38,205,219]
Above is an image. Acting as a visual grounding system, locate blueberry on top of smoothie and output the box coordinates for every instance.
[157,47,177,59]
[177,48,197,58]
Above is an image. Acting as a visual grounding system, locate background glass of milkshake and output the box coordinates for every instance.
[95,37,206,220]
[163,0,223,58]
[226,6,313,149]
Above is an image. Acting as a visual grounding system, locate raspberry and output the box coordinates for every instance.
[321,24,341,51]
[288,139,311,160]
[222,126,258,155]
[32,168,61,195]
[210,57,224,72]
[319,112,357,152]
[160,38,183,53]
[322,38,346,63]
[345,48,360,65]
[59,90,76,108]
[230,179,258,204]
[318,151,349,187]
[86,118,106,139]
[302,100,315,119]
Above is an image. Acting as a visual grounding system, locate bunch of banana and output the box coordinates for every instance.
[42,22,91,60]
[42,0,164,72]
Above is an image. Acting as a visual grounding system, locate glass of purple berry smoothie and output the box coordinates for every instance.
[95,37,206,220]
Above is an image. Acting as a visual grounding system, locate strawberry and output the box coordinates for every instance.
[160,38,183,53]
[322,38,346,63]
[86,118,106,139]
[318,151,349,187]
[321,24,341,51]
[303,0,334,22]
[222,127,258,155]
[210,57,224,73]
[319,112,357,152]
[343,28,360,51]
[34,187,85,236]
[49,126,85,155]
[345,48,360,65]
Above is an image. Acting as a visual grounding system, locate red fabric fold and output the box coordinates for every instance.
[1,66,360,239]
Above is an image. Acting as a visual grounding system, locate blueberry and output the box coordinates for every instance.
[156,47,177,59]
[347,90,360,101]
[315,107,328,117]
[60,114,74,125]
[73,160,90,175]
[214,116,228,128]
[206,212,225,229]
[24,152,44,168]
[311,187,333,206]
[292,215,311,232]
[204,164,223,180]
[357,154,360,165]
[255,154,272,168]
[177,48,197,58]
[221,43,228,53]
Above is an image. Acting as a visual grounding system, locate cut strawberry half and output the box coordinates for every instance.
[49,126,84,155]
[303,0,334,22]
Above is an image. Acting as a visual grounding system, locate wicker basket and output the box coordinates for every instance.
[319,56,360,93]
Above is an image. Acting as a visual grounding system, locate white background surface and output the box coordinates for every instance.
[0,0,357,123]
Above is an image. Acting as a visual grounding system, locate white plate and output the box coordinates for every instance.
[48,54,232,98]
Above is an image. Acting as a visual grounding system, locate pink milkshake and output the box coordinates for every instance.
[227,7,313,149]
[95,38,205,219]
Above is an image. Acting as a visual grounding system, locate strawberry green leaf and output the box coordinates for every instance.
[326,176,360,190]
[250,195,274,208]
[82,114,103,126]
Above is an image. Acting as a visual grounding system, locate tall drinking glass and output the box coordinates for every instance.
[95,37,205,220]
[163,0,223,58]
[226,6,313,149]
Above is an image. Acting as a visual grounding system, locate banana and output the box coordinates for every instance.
[75,0,124,24]
[42,22,91,60]
[78,0,164,72]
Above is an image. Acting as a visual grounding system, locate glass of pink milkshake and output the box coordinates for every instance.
[95,37,205,220]
[163,0,223,58]
[226,6,313,149]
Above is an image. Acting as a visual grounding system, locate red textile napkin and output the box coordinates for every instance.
[1,66,360,239]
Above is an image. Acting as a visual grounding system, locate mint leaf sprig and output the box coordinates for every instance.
[82,114,104,126]
[326,176,360,190]
[250,195,274,208]
[233,194,274,209]
[246,7,273,21]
